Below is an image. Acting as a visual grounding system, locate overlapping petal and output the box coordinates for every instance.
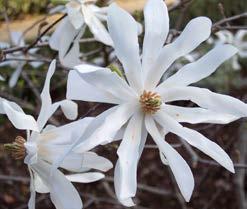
[145,116,194,202]
[108,3,143,93]
[74,64,137,102]
[67,70,123,104]
[116,111,144,205]
[142,0,169,78]
[145,17,212,89]
[162,104,239,124]
[158,44,238,88]
[154,111,235,173]
[158,86,247,117]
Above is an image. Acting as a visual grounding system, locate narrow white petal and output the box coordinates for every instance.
[159,44,238,88]
[114,161,135,207]
[82,5,113,46]
[154,111,235,173]
[32,160,83,209]
[66,1,84,29]
[158,86,247,117]
[145,17,212,89]
[34,172,49,193]
[142,0,169,78]
[66,172,105,183]
[162,104,239,124]
[49,18,83,68]
[145,116,194,202]
[2,100,38,131]
[36,60,55,130]
[67,70,123,104]
[75,103,137,153]
[108,3,143,93]
[116,112,144,201]
[74,64,137,102]
[28,166,36,209]
[50,100,78,121]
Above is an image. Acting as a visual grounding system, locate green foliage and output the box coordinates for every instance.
[0,0,50,20]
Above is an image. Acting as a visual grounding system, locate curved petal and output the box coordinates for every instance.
[49,18,83,68]
[145,116,194,202]
[37,60,55,130]
[2,100,38,131]
[114,160,135,207]
[162,104,239,124]
[116,111,144,203]
[107,3,143,93]
[28,166,36,209]
[67,70,123,104]
[145,17,212,89]
[66,1,85,29]
[75,103,137,153]
[158,86,247,117]
[34,173,49,194]
[74,64,137,102]
[142,0,169,78]
[32,160,83,209]
[154,111,235,173]
[50,100,78,121]
[158,44,238,88]
[66,172,105,183]
[39,117,93,145]
[82,5,113,46]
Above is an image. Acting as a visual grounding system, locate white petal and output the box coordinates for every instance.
[2,100,39,131]
[32,160,83,209]
[75,152,113,172]
[145,17,212,89]
[154,111,235,173]
[34,173,49,193]
[116,111,144,202]
[28,166,36,209]
[142,0,169,78]
[82,5,113,46]
[145,116,194,202]
[9,63,24,88]
[74,65,137,102]
[66,1,85,29]
[75,103,137,153]
[39,117,93,145]
[49,18,83,68]
[36,60,55,129]
[108,3,143,93]
[162,104,239,124]
[66,172,105,183]
[158,44,238,88]
[50,100,78,120]
[114,161,135,207]
[67,70,123,104]
[158,86,247,117]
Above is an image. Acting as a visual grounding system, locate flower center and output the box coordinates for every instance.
[139,90,162,114]
[4,136,26,160]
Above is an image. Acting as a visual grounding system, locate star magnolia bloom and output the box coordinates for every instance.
[49,0,113,68]
[1,60,112,209]
[0,32,43,87]
[66,0,246,206]
[208,30,247,70]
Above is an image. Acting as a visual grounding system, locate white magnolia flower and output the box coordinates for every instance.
[1,60,112,209]
[49,0,113,68]
[208,29,247,70]
[66,0,245,206]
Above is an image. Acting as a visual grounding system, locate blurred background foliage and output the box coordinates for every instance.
[0,0,246,21]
